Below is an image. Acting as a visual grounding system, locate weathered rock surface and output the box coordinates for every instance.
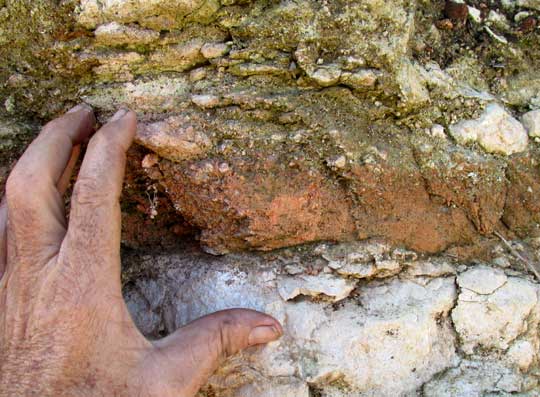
[452,266,539,354]
[449,103,529,155]
[122,242,540,397]
[3,0,540,256]
[522,109,540,138]
[4,2,540,395]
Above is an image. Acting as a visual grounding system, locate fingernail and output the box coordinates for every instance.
[67,103,92,114]
[248,325,282,346]
[110,108,129,121]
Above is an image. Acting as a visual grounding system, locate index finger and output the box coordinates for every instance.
[5,104,95,261]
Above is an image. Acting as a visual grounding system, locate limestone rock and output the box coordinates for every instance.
[449,103,529,155]
[423,360,525,396]
[506,340,536,372]
[201,42,230,59]
[94,22,159,46]
[452,268,538,353]
[456,265,507,294]
[522,109,540,137]
[321,241,403,279]
[83,76,190,113]
[123,250,460,397]
[340,69,379,89]
[136,116,212,162]
[191,94,221,109]
[277,274,356,302]
[77,0,220,29]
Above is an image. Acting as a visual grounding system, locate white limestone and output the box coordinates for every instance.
[449,103,528,155]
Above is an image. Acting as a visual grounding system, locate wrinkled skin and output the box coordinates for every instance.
[0,105,282,396]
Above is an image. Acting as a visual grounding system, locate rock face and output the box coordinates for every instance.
[2,0,540,255]
[3,1,540,395]
[123,242,540,397]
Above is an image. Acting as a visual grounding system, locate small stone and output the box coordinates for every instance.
[326,155,347,169]
[487,10,511,30]
[189,67,207,82]
[277,274,357,302]
[284,264,304,275]
[340,69,379,89]
[191,94,221,109]
[94,22,159,46]
[449,103,528,155]
[141,153,159,168]
[136,116,211,162]
[200,42,230,59]
[457,265,507,294]
[468,6,482,23]
[310,66,342,87]
[430,124,446,138]
[522,109,540,137]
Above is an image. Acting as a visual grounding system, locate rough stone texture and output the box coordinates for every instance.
[4,1,540,395]
[122,242,540,397]
[452,266,539,354]
[3,0,540,255]
[448,103,529,155]
[522,109,540,138]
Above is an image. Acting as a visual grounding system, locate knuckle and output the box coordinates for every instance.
[72,177,111,207]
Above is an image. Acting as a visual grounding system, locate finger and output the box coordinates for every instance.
[64,109,136,273]
[0,197,7,280]
[5,104,95,260]
[146,309,283,396]
[57,145,81,195]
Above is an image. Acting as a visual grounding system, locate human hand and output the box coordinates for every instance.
[0,104,283,396]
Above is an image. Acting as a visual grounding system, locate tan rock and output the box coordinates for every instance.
[136,116,212,162]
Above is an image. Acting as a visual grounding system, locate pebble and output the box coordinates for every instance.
[141,153,159,168]
[522,109,540,137]
[189,67,207,82]
[449,103,528,155]
[191,94,221,108]
[200,42,230,59]
[468,6,482,23]
[310,66,342,87]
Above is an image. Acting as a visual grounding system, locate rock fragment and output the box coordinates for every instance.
[200,42,230,59]
[449,103,528,155]
[136,116,211,162]
[452,267,538,353]
[310,66,342,87]
[522,109,540,137]
[457,265,507,294]
[277,274,356,302]
[340,69,379,89]
[94,22,159,46]
[191,94,221,109]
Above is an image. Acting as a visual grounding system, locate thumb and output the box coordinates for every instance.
[143,309,283,396]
